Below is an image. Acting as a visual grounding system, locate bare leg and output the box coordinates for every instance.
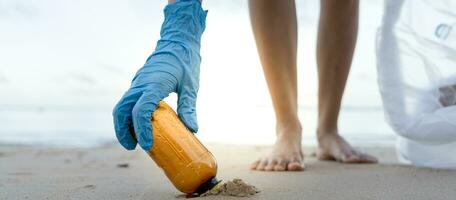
[249,0,304,171]
[316,0,377,163]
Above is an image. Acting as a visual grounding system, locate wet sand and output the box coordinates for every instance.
[1,143,455,200]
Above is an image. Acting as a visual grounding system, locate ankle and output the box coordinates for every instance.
[316,126,339,142]
[276,120,302,139]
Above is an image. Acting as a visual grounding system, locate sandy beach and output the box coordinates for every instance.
[1,143,455,200]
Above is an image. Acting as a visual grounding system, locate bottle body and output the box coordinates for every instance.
[147,101,218,194]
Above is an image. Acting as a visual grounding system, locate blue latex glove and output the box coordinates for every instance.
[113,0,207,151]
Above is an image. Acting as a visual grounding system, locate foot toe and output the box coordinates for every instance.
[287,161,304,171]
[343,154,362,163]
[273,161,287,171]
[250,160,261,170]
[264,160,277,171]
[359,153,378,163]
[342,153,378,164]
[255,160,268,171]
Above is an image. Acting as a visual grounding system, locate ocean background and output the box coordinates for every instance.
[0,0,395,147]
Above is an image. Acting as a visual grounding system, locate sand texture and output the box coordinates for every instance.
[1,143,456,200]
[201,178,260,197]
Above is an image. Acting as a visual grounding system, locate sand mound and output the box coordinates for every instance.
[201,178,260,197]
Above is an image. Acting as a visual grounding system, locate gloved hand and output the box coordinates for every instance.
[113,0,207,151]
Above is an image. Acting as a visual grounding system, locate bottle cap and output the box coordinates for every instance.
[195,177,221,194]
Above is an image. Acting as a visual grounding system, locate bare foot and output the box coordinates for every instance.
[317,133,378,163]
[251,125,304,171]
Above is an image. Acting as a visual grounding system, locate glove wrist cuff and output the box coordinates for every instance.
[160,0,208,51]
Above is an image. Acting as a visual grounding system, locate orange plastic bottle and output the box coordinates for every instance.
[146,101,219,194]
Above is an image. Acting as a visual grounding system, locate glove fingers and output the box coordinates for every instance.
[112,88,142,150]
[177,89,198,133]
[132,89,169,151]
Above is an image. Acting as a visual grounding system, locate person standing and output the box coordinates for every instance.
[249,0,377,171]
